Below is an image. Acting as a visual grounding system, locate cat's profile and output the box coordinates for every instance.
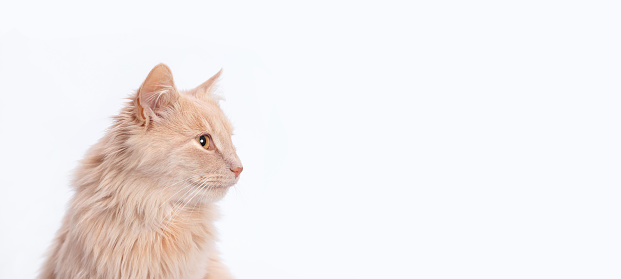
[40,64,242,279]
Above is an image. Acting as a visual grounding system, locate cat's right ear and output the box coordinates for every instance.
[134,64,179,126]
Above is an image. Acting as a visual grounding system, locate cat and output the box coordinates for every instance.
[39,64,242,279]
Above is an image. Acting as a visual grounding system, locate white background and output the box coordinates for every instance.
[1,1,620,278]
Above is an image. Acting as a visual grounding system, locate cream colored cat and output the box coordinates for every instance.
[40,64,242,279]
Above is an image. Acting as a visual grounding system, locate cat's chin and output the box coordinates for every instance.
[201,186,232,202]
[185,179,237,202]
[188,177,238,189]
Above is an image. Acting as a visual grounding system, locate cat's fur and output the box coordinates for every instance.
[39,64,242,279]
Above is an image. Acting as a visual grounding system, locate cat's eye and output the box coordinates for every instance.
[197,134,213,150]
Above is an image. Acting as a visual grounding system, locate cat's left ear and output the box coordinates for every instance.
[135,64,179,125]
[190,69,222,98]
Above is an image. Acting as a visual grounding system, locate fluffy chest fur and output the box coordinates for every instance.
[51,193,218,279]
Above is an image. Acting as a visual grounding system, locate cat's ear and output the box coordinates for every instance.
[134,64,179,124]
[191,69,222,98]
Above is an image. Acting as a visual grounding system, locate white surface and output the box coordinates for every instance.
[1,1,620,278]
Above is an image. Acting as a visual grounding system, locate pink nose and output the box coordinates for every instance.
[231,167,243,178]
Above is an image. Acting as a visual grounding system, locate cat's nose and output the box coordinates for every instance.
[231,167,243,178]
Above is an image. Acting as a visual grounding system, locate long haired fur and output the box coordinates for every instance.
[40,64,241,279]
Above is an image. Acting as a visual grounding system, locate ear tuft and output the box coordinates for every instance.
[135,64,179,123]
[192,68,223,98]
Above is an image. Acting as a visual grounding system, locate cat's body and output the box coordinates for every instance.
[40,64,241,279]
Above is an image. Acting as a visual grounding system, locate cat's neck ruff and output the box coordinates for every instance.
[66,173,220,279]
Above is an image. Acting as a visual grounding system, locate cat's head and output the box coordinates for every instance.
[118,64,242,202]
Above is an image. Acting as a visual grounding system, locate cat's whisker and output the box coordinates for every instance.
[188,180,213,213]
[156,179,188,200]
[155,174,224,234]
[160,177,192,192]
[160,190,195,232]
[161,183,212,233]
[171,181,202,210]
[161,180,210,231]
[178,182,207,215]
[180,179,219,214]
[158,175,212,225]
[161,182,198,220]
[157,178,195,210]
[192,185,212,213]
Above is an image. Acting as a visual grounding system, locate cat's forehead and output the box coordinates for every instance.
[179,94,233,136]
